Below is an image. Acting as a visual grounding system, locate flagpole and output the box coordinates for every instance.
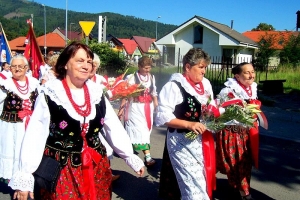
[65,0,68,46]
[0,22,12,58]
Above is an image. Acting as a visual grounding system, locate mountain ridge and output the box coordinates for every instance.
[0,0,177,40]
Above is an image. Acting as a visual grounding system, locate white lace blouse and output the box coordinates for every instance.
[8,78,144,192]
[219,78,258,100]
[155,73,214,126]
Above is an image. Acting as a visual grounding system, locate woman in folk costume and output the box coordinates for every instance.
[0,55,39,183]
[9,42,144,200]
[118,56,158,166]
[216,62,260,200]
[155,48,216,200]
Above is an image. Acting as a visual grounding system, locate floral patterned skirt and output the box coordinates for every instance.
[37,156,112,200]
[216,126,252,195]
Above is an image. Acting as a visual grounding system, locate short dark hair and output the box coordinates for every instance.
[55,41,94,80]
[1,62,7,67]
[182,48,211,72]
[232,62,251,75]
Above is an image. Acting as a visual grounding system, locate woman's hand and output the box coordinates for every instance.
[13,190,34,200]
[136,166,145,177]
[117,107,124,120]
[187,122,206,135]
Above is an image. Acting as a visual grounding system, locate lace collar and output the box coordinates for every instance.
[170,73,212,105]
[224,78,258,99]
[0,76,39,99]
[40,79,103,122]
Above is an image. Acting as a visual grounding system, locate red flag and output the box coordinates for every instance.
[24,20,44,79]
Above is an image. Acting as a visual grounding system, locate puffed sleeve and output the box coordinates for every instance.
[155,81,183,126]
[101,97,144,172]
[8,93,51,192]
[151,75,158,97]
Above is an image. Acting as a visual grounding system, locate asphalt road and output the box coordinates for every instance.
[1,105,299,200]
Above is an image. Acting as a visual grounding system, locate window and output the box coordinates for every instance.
[194,25,203,44]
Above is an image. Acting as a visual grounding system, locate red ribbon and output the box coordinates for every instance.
[18,109,33,130]
[248,99,261,169]
[136,95,152,130]
[249,122,259,169]
[137,95,152,103]
[82,147,102,200]
[221,99,244,107]
[0,73,6,80]
[80,123,102,200]
[202,130,216,200]
[207,104,221,118]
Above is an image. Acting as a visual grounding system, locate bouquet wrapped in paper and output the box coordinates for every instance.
[185,92,268,140]
[102,70,145,101]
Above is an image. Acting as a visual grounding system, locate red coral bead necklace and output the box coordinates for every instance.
[237,80,252,97]
[62,78,91,117]
[13,76,29,95]
[138,72,149,82]
[184,75,204,95]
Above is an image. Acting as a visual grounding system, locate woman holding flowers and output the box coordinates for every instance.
[216,62,259,200]
[118,56,158,166]
[9,42,144,200]
[155,48,214,200]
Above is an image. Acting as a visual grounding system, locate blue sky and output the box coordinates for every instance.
[34,0,299,33]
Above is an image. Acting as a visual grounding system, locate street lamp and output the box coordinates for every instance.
[42,4,47,56]
[70,22,75,40]
[65,0,68,46]
[156,16,161,41]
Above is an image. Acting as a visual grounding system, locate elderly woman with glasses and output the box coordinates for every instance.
[0,55,39,184]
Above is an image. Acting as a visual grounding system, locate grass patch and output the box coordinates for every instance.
[257,64,300,94]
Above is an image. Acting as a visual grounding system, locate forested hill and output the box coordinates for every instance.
[0,0,178,40]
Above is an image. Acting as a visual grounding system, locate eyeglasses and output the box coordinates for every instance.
[10,65,27,69]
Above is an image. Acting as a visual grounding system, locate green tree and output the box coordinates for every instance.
[279,34,300,66]
[251,23,275,31]
[89,41,127,76]
[253,33,277,72]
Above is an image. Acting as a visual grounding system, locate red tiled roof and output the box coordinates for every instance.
[58,29,82,41]
[131,36,153,53]
[9,36,27,51]
[36,33,65,48]
[243,31,299,50]
[118,39,138,55]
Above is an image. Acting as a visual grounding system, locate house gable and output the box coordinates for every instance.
[118,38,138,55]
[157,15,257,48]
[131,36,153,54]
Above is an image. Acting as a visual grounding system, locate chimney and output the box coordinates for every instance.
[231,20,234,29]
[297,10,300,31]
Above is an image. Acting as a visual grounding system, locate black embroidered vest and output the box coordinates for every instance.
[44,94,107,167]
[168,81,202,133]
[0,86,38,123]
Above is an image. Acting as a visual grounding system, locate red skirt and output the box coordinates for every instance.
[216,126,252,195]
[39,156,112,200]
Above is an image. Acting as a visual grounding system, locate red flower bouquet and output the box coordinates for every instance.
[185,92,267,140]
[102,70,145,101]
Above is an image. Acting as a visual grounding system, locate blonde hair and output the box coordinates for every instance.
[93,53,100,68]
[48,54,59,68]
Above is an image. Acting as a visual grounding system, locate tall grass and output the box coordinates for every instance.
[257,64,300,94]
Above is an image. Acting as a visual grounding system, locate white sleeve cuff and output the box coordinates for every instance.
[8,171,34,192]
[124,154,145,172]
